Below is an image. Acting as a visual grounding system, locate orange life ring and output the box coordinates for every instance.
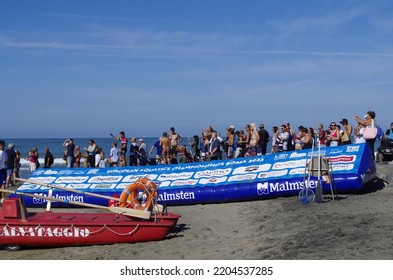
[119,178,157,211]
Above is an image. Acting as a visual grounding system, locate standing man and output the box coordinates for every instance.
[257,123,270,155]
[207,132,220,161]
[63,138,75,168]
[160,132,171,164]
[149,139,163,164]
[5,143,16,188]
[340,118,353,145]
[169,127,182,155]
[129,137,139,166]
[137,138,148,166]
[0,140,8,200]
[44,147,54,169]
[277,124,290,152]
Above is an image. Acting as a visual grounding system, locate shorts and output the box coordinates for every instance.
[7,168,13,177]
[30,162,37,172]
[0,169,6,185]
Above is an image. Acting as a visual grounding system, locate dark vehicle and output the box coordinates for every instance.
[376,138,393,162]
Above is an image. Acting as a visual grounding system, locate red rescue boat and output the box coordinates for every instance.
[0,198,180,251]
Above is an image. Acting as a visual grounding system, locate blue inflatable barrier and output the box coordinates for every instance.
[15,143,377,207]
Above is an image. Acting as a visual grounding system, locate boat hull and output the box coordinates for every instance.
[0,198,175,249]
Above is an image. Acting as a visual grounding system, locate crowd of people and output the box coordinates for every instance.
[58,110,392,168]
[2,111,393,195]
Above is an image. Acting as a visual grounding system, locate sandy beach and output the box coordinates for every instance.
[1,163,393,260]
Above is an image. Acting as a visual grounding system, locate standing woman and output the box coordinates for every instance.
[83,139,97,168]
[326,122,340,147]
[355,111,377,161]
[271,126,279,153]
[189,135,200,162]
[28,148,39,172]
[13,150,21,180]
[247,123,260,156]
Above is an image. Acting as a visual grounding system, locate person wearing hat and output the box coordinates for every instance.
[385,122,393,140]
[63,138,75,168]
[257,123,270,155]
[340,118,353,145]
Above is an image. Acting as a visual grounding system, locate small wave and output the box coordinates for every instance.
[19,157,86,167]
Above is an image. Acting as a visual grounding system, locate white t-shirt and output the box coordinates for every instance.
[280,131,289,151]
[0,150,7,169]
[110,147,119,163]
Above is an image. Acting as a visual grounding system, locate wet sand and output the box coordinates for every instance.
[1,163,393,260]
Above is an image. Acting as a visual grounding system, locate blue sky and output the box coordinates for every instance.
[1,0,393,138]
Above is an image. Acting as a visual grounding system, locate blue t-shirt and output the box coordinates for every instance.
[153,141,162,156]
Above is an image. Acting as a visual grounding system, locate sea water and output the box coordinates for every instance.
[3,137,164,179]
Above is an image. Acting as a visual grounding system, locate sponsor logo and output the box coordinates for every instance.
[64,184,91,189]
[0,226,90,238]
[122,174,158,182]
[44,170,58,175]
[31,193,85,205]
[228,174,257,182]
[115,183,132,189]
[88,176,122,183]
[170,180,198,187]
[289,168,306,175]
[27,177,57,184]
[158,191,196,202]
[257,182,269,195]
[346,145,360,153]
[87,169,100,175]
[33,170,46,176]
[157,181,170,188]
[58,170,78,175]
[195,169,231,178]
[331,164,354,171]
[328,156,356,163]
[257,180,318,195]
[232,164,271,175]
[273,160,305,170]
[55,176,89,184]
[90,184,115,189]
[289,152,307,158]
[199,177,228,185]
[327,148,345,155]
[17,184,42,191]
[257,170,289,178]
[157,172,194,181]
[274,154,290,161]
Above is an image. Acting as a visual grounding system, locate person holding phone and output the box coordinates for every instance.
[110,131,127,166]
